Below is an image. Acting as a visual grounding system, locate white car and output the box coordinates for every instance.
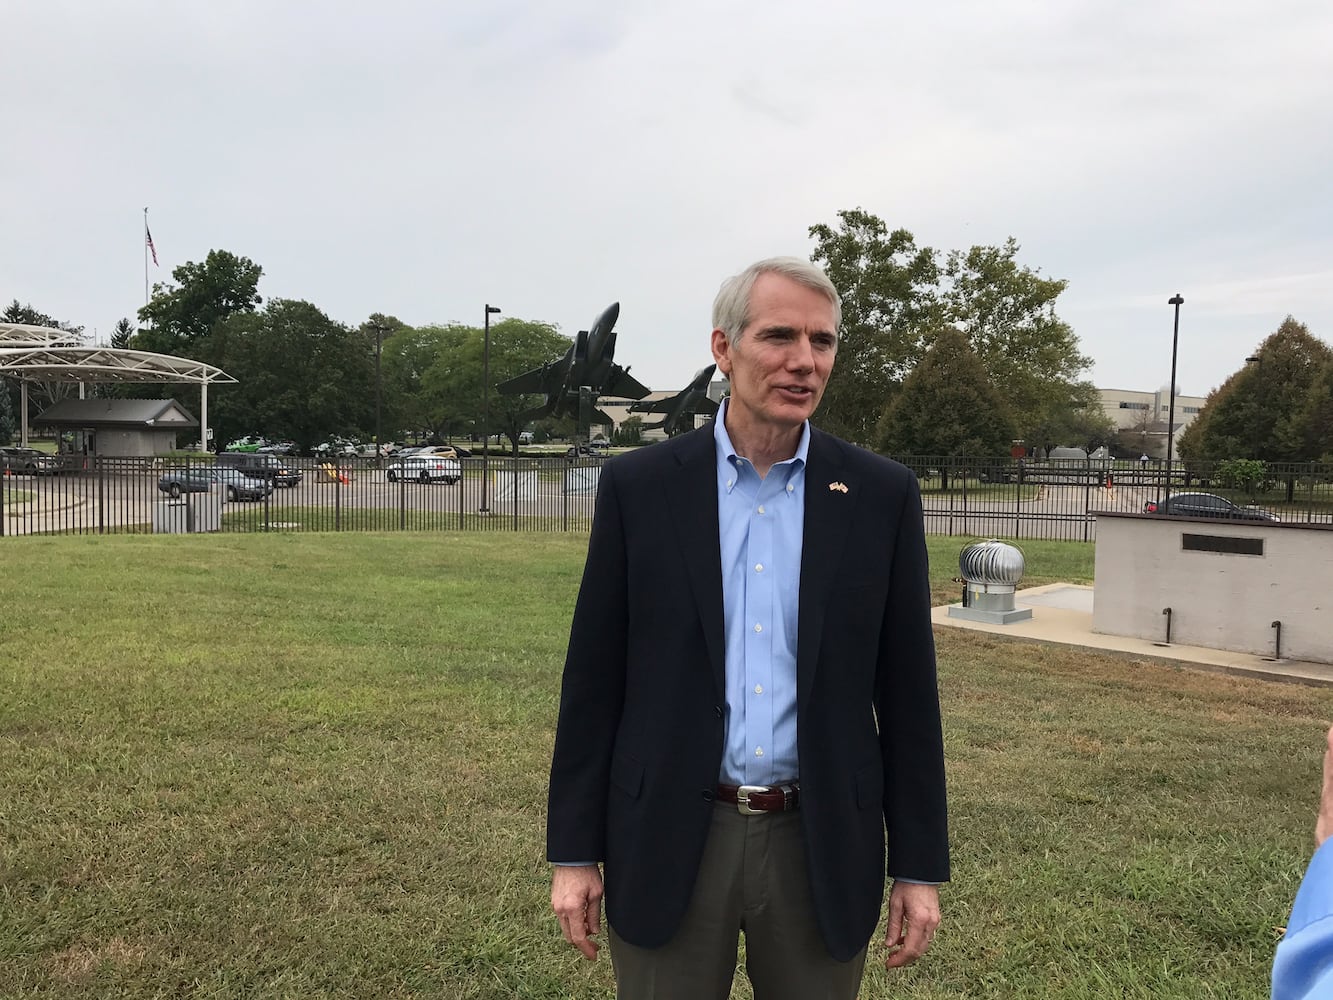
[385,454,462,485]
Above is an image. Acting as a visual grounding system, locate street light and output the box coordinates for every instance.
[480,304,501,514]
[370,318,385,469]
[1165,294,1184,510]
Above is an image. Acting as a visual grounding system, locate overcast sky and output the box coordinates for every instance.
[5,0,1332,399]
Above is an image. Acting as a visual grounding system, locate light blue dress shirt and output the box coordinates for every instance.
[1274,838,1333,999]
[714,401,809,787]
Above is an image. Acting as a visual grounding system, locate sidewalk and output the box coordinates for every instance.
[932,582,1333,687]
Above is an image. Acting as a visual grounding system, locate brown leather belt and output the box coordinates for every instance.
[716,782,800,814]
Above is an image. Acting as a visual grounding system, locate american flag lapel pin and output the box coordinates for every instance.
[828,481,848,493]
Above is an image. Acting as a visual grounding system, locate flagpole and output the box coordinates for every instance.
[144,207,149,307]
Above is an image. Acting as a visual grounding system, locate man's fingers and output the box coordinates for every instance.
[885,919,933,969]
[883,882,941,971]
[551,867,604,961]
[556,908,601,959]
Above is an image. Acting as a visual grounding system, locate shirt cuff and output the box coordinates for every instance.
[552,861,599,867]
[892,876,942,886]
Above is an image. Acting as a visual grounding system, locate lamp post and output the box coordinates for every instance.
[1165,294,1184,509]
[480,304,501,513]
[371,318,385,469]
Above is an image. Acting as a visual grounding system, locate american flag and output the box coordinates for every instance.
[146,225,159,267]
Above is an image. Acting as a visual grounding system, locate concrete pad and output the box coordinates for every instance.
[933,582,1333,688]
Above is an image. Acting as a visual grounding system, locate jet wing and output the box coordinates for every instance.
[602,365,651,400]
[495,368,551,395]
[628,396,674,414]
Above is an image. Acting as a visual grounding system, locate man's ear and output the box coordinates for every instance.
[710,328,731,376]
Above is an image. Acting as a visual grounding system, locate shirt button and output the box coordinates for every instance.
[757,505,765,514]
[753,623,762,633]
[786,483,794,493]
[755,563,764,573]
[727,479,734,489]
[754,684,763,695]
[755,747,764,758]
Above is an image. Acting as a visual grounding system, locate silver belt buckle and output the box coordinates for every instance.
[736,784,769,815]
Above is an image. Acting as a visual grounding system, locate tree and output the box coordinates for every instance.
[878,327,1014,486]
[134,250,263,356]
[201,299,374,452]
[1,300,85,417]
[1295,357,1333,462]
[941,240,1093,443]
[1181,317,1332,464]
[1024,381,1117,456]
[110,318,135,350]
[0,376,15,444]
[808,209,1096,449]
[1,300,84,338]
[808,209,942,444]
[613,415,644,447]
[380,323,472,443]
[421,319,570,453]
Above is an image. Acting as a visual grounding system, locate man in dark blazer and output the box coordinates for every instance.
[548,257,949,999]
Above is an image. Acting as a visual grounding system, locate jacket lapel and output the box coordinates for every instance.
[665,424,726,701]
[797,429,857,710]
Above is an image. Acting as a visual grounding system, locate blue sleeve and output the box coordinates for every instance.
[1274,839,1333,999]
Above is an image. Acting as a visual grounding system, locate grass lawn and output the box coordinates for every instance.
[1,533,1328,998]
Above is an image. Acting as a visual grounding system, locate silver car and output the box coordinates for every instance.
[385,454,462,484]
[157,467,274,502]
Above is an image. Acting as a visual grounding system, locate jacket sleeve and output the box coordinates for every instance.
[546,461,631,863]
[875,471,950,883]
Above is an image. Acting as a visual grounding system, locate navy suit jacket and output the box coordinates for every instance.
[546,422,949,962]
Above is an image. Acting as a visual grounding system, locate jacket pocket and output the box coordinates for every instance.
[854,762,881,810]
[611,752,644,800]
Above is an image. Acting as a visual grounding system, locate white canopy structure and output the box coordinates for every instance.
[0,323,236,449]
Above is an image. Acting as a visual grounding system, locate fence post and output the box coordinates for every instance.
[335,464,342,531]
[97,456,106,535]
[512,458,519,532]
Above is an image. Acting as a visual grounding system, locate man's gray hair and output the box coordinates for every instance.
[711,257,842,347]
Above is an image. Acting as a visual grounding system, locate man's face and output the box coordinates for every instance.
[710,272,838,435]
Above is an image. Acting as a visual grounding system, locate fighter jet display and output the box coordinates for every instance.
[495,301,651,426]
[629,364,719,437]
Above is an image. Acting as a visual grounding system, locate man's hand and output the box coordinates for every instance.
[551,865,604,960]
[884,881,940,969]
[1316,726,1333,847]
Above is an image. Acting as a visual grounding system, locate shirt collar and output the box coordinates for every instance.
[713,398,810,490]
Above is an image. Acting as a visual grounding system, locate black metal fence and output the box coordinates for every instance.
[0,454,602,538]
[3,453,1331,540]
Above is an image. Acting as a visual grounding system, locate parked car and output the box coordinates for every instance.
[564,443,608,459]
[413,445,459,460]
[385,454,461,484]
[157,467,274,501]
[224,436,267,453]
[216,451,303,488]
[313,436,359,458]
[0,446,62,475]
[1143,492,1280,522]
[257,440,298,456]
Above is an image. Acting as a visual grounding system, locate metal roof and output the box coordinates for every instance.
[34,398,200,428]
[0,324,235,385]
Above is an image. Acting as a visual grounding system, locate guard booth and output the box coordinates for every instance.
[33,398,199,459]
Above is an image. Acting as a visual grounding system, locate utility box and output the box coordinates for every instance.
[152,491,222,533]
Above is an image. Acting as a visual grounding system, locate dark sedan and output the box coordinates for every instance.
[1143,491,1280,522]
[0,447,62,475]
